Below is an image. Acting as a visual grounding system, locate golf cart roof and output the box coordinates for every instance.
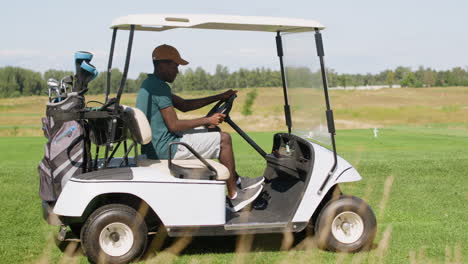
[111,14,325,33]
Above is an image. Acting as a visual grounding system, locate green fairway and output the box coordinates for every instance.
[0,125,466,263]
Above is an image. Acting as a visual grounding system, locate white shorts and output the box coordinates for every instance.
[173,128,221,160]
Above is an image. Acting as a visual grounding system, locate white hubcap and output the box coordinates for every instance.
[99,222,134,257]
[331,212,364,244]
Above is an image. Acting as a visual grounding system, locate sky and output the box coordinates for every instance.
[1,0,467,78]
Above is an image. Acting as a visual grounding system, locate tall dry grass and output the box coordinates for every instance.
[3,86,468,136]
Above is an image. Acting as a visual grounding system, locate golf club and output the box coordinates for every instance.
[47,78,59,102]
[59,75,73,99]
[54,86,61,101]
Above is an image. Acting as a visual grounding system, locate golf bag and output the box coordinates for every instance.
[38,94,91,202]
[38,51,97,201]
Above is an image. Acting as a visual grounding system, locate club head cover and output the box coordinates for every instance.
[74,51,94,75]
[80,61,98,81]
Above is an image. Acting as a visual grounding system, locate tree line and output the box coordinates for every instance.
[1,65,467,98]
[327,66,468,88]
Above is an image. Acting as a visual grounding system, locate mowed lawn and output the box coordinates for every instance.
[0,125,466,263]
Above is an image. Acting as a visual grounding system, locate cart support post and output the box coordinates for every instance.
[105,25,135,168]
[116,25,135,105]
[105,28,117,103]
[315,29,338,194]
[276,32,292,135]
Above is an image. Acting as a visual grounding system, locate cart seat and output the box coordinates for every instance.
[139,158,230,181]
[122,105,152,145]
[122,105,230,181]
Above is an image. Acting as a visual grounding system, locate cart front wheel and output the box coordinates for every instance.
[315,195,376,252]
[81,204,148,264]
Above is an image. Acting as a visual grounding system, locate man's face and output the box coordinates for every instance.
[158,60,179,83]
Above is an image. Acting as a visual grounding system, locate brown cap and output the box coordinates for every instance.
[152,44,189,65]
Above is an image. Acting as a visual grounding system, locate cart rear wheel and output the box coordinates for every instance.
[80,204,148,264]
[314,195,376,252]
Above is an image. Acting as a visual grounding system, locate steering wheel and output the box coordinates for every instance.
[206,94,237,118]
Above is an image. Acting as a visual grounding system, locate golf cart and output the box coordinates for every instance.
[40,14,377,264]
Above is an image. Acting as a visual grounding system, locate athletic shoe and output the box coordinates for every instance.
[228,185,263,212]
[237,176,265,190]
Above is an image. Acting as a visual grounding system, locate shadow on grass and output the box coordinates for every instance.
[145,232,378,258]
[179,233,286,255]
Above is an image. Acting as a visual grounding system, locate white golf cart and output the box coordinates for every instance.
[42,14,377,264]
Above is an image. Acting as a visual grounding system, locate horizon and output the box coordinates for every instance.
[2,63,467,79]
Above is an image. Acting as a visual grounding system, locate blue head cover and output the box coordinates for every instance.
[80,61,98,80]
[71,51,98,92]
[74,51,93,62]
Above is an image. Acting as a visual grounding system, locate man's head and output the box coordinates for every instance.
[152,44,188,83]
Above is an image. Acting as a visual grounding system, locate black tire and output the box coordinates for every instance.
[314,195,376,252]
[80,204,148,264]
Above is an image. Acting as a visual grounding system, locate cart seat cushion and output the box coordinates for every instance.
[122,105,152,145]
[139,158,230,181]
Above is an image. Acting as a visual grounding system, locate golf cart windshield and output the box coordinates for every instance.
[282,32,331,147]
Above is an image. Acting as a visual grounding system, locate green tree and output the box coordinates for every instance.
[394,66,412,83]
[401,72,416,87]
[385,71,396,87]
[338,74,347,88]
[423,68,437,87]
[212,65,229,90]
[0,67,21,97]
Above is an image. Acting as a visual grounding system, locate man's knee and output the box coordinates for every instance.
[220,132,232,146]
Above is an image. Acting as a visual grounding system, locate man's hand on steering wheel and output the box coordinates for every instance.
[205,92,236,129]
[206,92,237,119]
[219,89,238,101]
[206,113,226,126]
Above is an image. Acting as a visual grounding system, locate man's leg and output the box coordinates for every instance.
[218,132,264,211]
[173,129,263,211]
[218,132,238,198]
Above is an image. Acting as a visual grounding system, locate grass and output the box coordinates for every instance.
[0,87,467,263]
[0,124,467,263]
[1,86,468,136]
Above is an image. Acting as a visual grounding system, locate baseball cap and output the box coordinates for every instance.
[152,44,189,65]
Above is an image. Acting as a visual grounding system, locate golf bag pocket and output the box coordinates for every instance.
[38,119,87,201]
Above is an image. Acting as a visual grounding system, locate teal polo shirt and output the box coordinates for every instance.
[136,74,179,159]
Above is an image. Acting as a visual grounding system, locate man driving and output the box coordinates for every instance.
[136,44,264,212]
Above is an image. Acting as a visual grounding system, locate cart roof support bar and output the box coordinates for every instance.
[116,25,135,105]
[105,28,117,103]
[104,25,135,168]
[315,29,338,194]
[276,32,292,135]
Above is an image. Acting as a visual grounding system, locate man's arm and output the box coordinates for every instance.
[172,89,237,112]
[160,106,225,132]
